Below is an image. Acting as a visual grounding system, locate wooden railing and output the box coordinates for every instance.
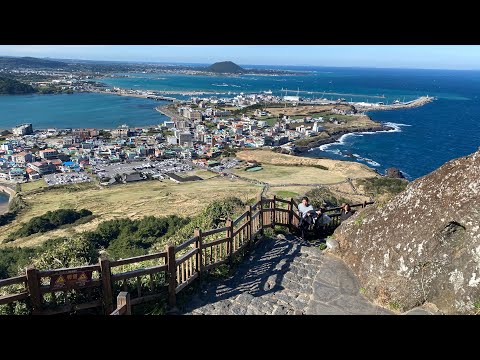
[110,292,131,315]
[0,196,373,314]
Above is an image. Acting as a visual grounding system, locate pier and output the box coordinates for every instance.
[353,96,435,112]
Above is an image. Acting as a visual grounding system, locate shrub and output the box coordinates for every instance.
[8,208,92,240]
[302,187,350,209]
[356,177,408,200]
[32,237,98,270]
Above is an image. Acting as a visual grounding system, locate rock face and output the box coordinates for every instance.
[333,150,480,314]
[385,167,405,179]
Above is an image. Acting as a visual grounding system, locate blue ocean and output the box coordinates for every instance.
[0,192,8,206]
[1,66,479,180]
[0,93,169,130]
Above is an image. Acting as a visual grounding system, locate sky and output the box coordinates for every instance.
[0,45,480,70]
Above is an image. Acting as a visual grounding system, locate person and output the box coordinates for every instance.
[297,196,316,239]
[340,203,354,221]
[314,207,332,238]
[298,196,315,218]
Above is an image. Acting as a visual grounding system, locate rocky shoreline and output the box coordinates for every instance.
[294,124,394,154]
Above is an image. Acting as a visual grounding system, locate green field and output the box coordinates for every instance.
[20,179,47,192]
[234,164,344,185]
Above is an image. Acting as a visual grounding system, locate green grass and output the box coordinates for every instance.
[388,301,403,311]
[474,300,480,314]
[273,190,299,198]
[354,213,366,226]
[259,117,279,126]
[294,133,330,147]
[233,164,341,185]
[357,177,408,198]
[318,243,327,250]
[20,179,47,192]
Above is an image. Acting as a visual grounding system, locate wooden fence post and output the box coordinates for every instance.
[288,197,294,232]
[258,194,264,236]
[166,244,176,307]
[194,228,202,275]
[26,265,42,314]
[117,291,131,315]
[363,200,367,208]
[99,257,114,314]
[226,218,234,265]
[246,205,252,247]
[272,195,277,228]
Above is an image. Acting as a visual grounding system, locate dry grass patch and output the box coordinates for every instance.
[1,178,261,248]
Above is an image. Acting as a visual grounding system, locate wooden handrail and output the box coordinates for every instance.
[0,196,374,314]
[110,252,167,267]
[110,292,131,315]
[0,275,27,287]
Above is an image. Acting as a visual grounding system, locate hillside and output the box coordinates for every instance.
[206,61,245,74]
[0,76,35,94]
[0,56,68,69]
[332,149,480,314]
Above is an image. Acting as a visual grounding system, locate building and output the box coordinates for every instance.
[0,142,13,151]
[122,173,144,183]
[39,148,58,160]
[165,173,202,183]
[186,109,202,122]
[63,136,80,146]
[284,96,300,102]
[167,136,178,146]
[111,125,132,138]
[177,132,193,147]
[12,123,33,136]
[28,161,56,175]
[163,121,175,129]
[9,168,26,182]
[12,152,34,165]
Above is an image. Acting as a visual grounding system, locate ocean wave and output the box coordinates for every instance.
[321,148,343,156]
[363,158,381,167]
[400,171,412,180]
[212,83,230,87]
[390,122,412,127]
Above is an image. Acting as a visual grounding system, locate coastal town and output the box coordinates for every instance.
[0,86,434,188]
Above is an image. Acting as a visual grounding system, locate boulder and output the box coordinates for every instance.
[334,150,480,314]
[385,167,405,178]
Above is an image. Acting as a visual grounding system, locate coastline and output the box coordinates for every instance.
[294,124,394,155]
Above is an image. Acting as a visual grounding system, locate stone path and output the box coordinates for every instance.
[181,235,392,315]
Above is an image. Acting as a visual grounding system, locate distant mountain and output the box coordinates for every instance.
[205,61,245,74]
[0,76,35,94]
[0,56,68,69]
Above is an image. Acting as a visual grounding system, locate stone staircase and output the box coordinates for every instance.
[181,235,392,315]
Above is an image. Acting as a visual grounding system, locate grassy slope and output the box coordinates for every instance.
[1,177,261,248]
[236,149,378,180]
[1,154,378,248]
[233,164,344,185]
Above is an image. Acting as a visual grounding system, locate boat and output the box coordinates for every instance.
[263,90,273,94]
